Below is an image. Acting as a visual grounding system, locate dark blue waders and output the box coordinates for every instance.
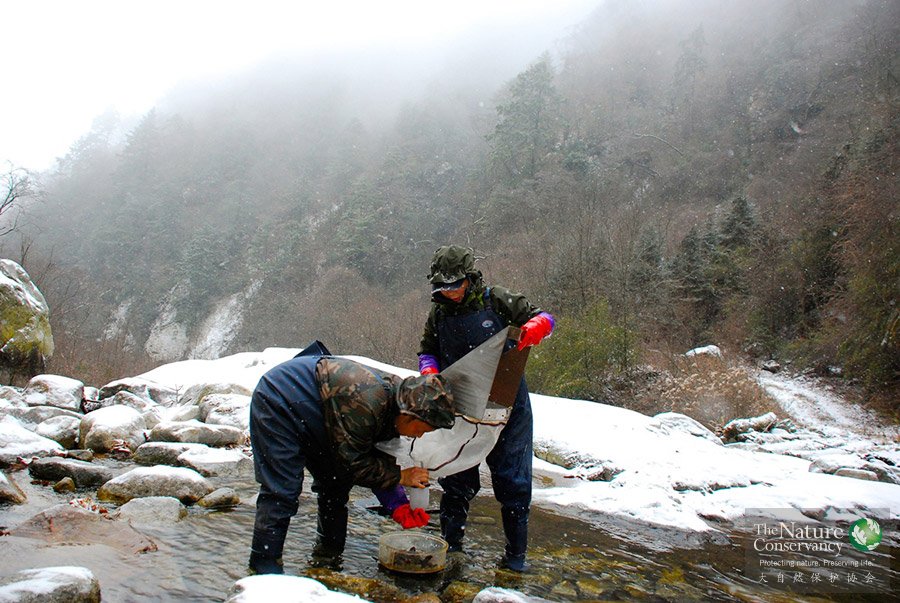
[249,351,351,574]
[436,292,533,571]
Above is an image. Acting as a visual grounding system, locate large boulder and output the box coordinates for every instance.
[0,415,63,466]
[23,374,84,411]
[0,566,100,603]
[132,441,209,466]
[0,259,54,377]
[78,405,146,452]
[5,405,81,429]
[27,457,113,488]
[98,377,179,406]
[177,446,252,477]
[148,420,244,447]
[10,503,156,553]
[97,465,213,504]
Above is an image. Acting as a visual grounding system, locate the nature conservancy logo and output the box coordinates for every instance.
[848,518,882,552]
[742,508,890,594]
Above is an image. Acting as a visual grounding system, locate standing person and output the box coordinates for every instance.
[418,245,554,572]
[248,351,456,574]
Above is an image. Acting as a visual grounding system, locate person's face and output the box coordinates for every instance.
[441,278,468,303]
[395,414,437,438]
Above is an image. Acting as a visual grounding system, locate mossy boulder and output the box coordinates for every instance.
[0,259,53,376]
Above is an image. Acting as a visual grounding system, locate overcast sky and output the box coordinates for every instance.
[2,0,597,172]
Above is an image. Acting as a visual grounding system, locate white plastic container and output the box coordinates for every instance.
[407,486,430,511]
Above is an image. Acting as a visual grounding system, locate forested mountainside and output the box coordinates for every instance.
[10,0,897,401]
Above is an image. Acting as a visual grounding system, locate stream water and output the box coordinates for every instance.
[1,465,896,602]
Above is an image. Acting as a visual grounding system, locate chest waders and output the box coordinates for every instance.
[436,291,533,569]
[248,354,351,573]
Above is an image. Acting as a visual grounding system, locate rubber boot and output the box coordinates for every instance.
[310,495,348,568]
[250,500,290,574]
[499,504,529,572]
[439,492,471,553]
[248,549,284,575]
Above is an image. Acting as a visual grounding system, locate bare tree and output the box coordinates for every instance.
[0,164,34,237]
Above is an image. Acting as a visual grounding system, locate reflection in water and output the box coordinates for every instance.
[2,470,896,602]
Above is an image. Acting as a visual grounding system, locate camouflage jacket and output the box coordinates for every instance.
[315,357,403,489]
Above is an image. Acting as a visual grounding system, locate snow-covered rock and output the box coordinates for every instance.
[0,566,100,603]
[97,465,213,504]
[199,393,251,431]
[0,259,54,374]
[148,419,244,447]
[35,415,81,449]
[78,405,146,452]
[23,375,83,411]
[113,496,187,523]
[0,415,63,465]
[98,377,179,406]
[177,446,252,477]
[6,405,81,429]
[225,575,367,603]
[684,344,722,358]
[648,412,722,444]
[27,457,113,488]
[0,385,24,406]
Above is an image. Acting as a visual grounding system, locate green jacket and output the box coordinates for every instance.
[315,357,403,489]
[418,280,544,358]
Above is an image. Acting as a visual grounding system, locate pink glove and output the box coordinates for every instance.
[392,503,430,529]
[517,312,554,350]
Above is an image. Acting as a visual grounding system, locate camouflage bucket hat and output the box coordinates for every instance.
[396,374,456,429]
[428,245,477,285]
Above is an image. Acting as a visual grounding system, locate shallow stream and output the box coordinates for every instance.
[1,466,896,602]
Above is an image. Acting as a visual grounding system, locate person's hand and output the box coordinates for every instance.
[420,366,438,375]
[399,466,430,488]
[517,313,554,350]
[392,503,430,529]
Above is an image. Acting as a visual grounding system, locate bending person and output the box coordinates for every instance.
[249,353,456,574]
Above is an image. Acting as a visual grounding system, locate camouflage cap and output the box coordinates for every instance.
[428,245,478,285]
[396,374,456,429]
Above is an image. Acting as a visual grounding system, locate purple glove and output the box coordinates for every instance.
[418,354,439,375]
[373,484,408,513]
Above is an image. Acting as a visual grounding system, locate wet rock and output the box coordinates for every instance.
[178,446,252,477]
[443,581,483,603]
[148,419,244,447]
[305,568,403,602]
[405,594,442,603]
[28,456,113,488]
[197,486,241,508]
[11,503,156,553]
[64,449,94,462]
[225,574,366,602]
[114,495,187,523]
[53,476,76,493]
[199,392,251,431]
[0,415,63,466]
[23,375,84,411]
[0,469,26,503]
[133,441,208,466]
[35,415,81,449]
[97,465,213,504]
[834,468,879,481]
[78,405,146,452]
[0,566,100,603]
[649,412,722,444]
